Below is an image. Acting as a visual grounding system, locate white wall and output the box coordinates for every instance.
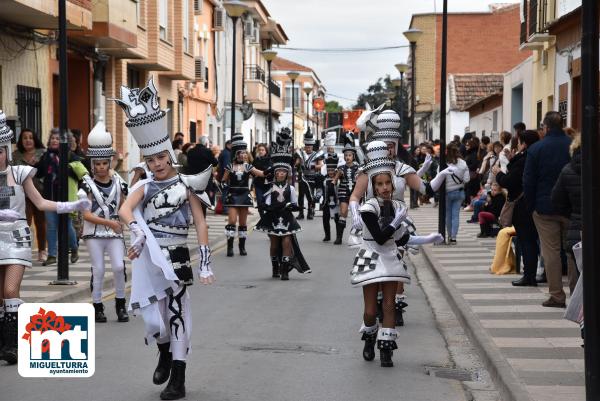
[556,0,581,18]
[447,110,469,142]
[469,105,503,140]
[503,57,533,131]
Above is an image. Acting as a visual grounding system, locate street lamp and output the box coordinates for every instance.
[223,0,247,139]
[287,71,300,150]
[403,28,423,149]
[395,62,409,139]
[391,76,403,140]
[303,84,312,135]
[262,48,278,142]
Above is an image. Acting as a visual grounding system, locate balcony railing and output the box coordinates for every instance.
[520,2,528,44]
[528,0,538,36]
[269,79,281,98]
[246,65,266,83]
[528,0,550,36]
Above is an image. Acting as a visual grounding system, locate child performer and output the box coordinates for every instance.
[334,132,360,245]
[255,129,310,280]
[0,110,91,365]
[350,141,410,368]
[81,121,129,323]
[321,152,340,242]
[115,78,214,401]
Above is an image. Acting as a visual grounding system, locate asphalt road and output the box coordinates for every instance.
[1,216,468,401]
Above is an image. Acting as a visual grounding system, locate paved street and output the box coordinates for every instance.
[1,213,477,401]
[409,205,584,401]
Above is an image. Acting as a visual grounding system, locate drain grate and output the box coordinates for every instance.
[425,366,479,382]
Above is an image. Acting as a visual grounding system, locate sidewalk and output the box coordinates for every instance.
[409,205,584,401]
[22,211,258,304]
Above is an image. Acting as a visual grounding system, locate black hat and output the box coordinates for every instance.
[231,132,247,155]
[270,129,293,172]
[303,127,315,145]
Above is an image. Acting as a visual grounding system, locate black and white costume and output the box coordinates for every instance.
[114,77,213,400]
[295,128,324,220]
[81,121,129,323]
[0,110,91,365]
[256,129,310,279]
[321,133,340,242]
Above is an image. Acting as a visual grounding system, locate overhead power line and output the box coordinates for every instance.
[277,45,409,53]
[325,93,357,102]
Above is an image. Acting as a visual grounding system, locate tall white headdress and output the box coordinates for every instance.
[86,119,115,161]
[363,140,395,188]
[113,77,177,164]
[324,131,337,147]
[0,110,14,162]
[372,110,402,146]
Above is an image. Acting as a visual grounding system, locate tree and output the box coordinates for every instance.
[325,100,343,113]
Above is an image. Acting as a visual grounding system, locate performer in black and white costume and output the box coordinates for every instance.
[294,128,324,220]
[351,141,411,368]
[320,132,340,242]
[333,132,360,245]
[255,129,310,280]
[349,109,433,327]
[221,133,267,257]
[81,120,129,323]
[115,78,214,400]
[0,110,91,365]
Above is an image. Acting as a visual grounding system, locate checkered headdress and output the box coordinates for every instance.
[270,128,293,172]
[303,127,316,146]
[372,110,402,146]
[113,77,177,164]
[0,110,14,162]
[362,140,395,188]
[231,132,247,156]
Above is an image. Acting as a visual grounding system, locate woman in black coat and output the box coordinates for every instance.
[494,130,540,286]
[551,136,581,294]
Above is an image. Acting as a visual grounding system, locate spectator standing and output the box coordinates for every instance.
[186,136,218,216]
[217,140,232,214]
[429,143,470,244]
[36,129,86,265]
[464,137,481,204]
[523,112,572,306]
[177,142,194,171]
[12,129,47,262]
[495,130,540,286]
[551,133,581,295]
[252,143,271,215]
[172,138,183,159]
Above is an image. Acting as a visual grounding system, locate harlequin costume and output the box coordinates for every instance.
[295,128,324,220]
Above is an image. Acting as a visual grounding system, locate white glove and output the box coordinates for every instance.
[56,198,92,214]
[407,233,445,246]
[429,166,455,192]
[417,153,433,177]
[390,204,408,230]
[0,209,22,222]
[350,200,362,231]
[197,245,215,284]
[440,166,456,176]
[128,221,146,259]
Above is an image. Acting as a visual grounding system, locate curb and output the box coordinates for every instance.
[416,244,533,401]
[41,215,253,304]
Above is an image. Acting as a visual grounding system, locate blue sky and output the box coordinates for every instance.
[261,0,520,108]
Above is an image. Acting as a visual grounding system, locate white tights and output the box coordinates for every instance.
[86,238,126,303]
[156,285,191,361]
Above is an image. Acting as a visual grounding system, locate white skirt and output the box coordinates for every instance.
[0,220,32,267]
[350,240,410,287]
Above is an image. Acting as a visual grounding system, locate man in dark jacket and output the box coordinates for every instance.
[186,136,217,174]
[551,142,581,295]
[217,140,232,213]
[523,111,571,307]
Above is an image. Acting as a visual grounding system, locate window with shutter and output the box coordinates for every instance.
[194,0,202,15]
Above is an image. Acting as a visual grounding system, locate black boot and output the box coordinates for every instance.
[307,206,315,220]
[238,226,248,256]
[296,209,305,220]
[1,310,18,365]
[395,297,407,327]
[334,219,345,245]
[153,342,172,385]
[226,225,235,257]
[160,360,186,400]
[280,256,290,281]
[0,307,5,359]
[361,330,377,361]
[93,302,107,323]
[512,276,538,287]
[322,218,330,242]
[115,298,129,322]
[377,328,397,367]
[271,256,280,278]
[477,223,491,238]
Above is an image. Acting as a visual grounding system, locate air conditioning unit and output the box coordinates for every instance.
[193,0,202,15]
[251,24,260,45]
[195,57,206,81]
[213,8,225,31]
[244,20,254,37]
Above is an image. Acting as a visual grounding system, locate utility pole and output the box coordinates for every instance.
[581,1,600,399]
[438,0,448,240]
